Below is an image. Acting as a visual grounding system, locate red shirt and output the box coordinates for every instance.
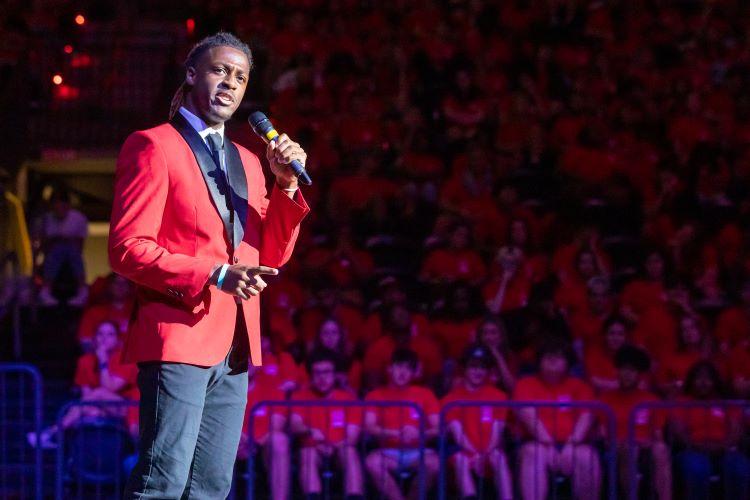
[74,349,137,397]
[584,345,618,385]
[420,248,487,284]
[714,307,750,350]
[365,385,439,448]
[513,376,595,443]
[243,382,286,442]
[670,397,741,444]
[600,389,661,443]
[291,388,360,446]
[363,336,443,381]
[441,385,508,452]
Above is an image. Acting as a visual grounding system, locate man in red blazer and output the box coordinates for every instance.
[109,32,309,498]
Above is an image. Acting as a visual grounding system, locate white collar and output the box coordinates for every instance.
[178,106,225,145]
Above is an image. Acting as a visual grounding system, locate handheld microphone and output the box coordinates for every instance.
[248,111,312,186]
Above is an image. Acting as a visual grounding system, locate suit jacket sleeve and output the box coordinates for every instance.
[258,178,310,268]
[108,131,215,306]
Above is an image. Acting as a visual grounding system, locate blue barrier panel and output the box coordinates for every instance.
[245,400,427,500]
[0,363,43,500]
[627,400,750,500]
[439,400,617,500]
[54,399,138,500]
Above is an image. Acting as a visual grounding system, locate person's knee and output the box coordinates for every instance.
[520,443,546,468]
[573,445,600,470]
[365,452,385,476]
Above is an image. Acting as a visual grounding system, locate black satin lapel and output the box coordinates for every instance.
[169,113,233,245]
[224,139,248,249]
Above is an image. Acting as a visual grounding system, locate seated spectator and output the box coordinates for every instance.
[27,320,136,448]
[714,278,750,353]
[669,361,750,500]
[306,317,362,393]
[290,349,364,500]
[584,315,630,393]
[238,363,289,500]
[420,221,487,286]
[0,167,32,314]
[567,275,615,348]
[76,273,133,350]
[442,344,513,499]
[33,187,89,307]
[619,249,669,322]
[483,245,534,314]
[473,316,517,392]
[600,346,670,500]
[656,313,712,398]
[257,336,302,393]
[513,339,601,500]
[364,348,440,500]
[429,285,482,360]
[363,304,443,388]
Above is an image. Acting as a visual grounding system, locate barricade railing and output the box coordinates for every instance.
[438,401,617,500]
[627,400,750,500]
[54,399,139,500]
[243,400,427,500]
[0,363,43,500]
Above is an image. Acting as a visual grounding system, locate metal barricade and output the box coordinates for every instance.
[54,399,139,500]
[627,400,750,500]
[244,400,427,500]
[438,401,617,500]
[0,363,43,500]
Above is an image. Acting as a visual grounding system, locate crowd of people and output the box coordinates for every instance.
[6,0,750,498]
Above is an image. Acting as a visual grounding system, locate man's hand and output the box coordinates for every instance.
[266,133,306,189]
[215,264,278,300]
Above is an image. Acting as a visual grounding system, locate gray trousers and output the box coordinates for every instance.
[124,308,249,499]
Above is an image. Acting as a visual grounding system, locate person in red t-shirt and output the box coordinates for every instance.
[362,304,443,388]
[28,320,137,448]
[290,349,364,499]
[584,315,629,393]
[76,273,133,349]
[364,348,440,500]
[419,222,487,286]
[656,313,712,398]
[304,317,362,393]
[513,339,601,500]
[600,346,670,500]
[442,344,512,499]
[238,363,289,500]
[668,361,750,500]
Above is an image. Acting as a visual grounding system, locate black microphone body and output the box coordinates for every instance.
[248,112,312,185]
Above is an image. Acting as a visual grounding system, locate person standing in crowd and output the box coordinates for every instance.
[33,187,89,307]
[109,32,309,498]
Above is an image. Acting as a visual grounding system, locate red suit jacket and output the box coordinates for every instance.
[109,115,309,367]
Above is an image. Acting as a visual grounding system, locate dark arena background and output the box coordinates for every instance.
[2,1,750,499]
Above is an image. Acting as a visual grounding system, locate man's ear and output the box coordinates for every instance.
[185,66,196,86]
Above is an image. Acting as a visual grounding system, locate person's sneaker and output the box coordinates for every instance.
[38,287,58,307]
[68,286,89,307]
[26,429,58,449]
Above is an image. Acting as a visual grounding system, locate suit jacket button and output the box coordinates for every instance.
[233,256,239,264]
